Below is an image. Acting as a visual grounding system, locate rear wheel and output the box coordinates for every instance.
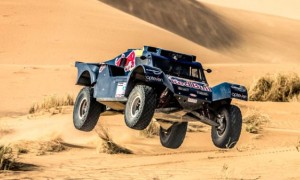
[211,105,242,148]
[159,122,188,149]
[125,85,156,130]
[73,87,105,132]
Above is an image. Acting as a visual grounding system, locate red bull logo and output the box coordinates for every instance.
[115,54,125,66]
[115,51,136,72]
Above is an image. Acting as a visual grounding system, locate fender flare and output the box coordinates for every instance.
[124,65,174,97]
[211,82,248,101]
[75,62,99,86]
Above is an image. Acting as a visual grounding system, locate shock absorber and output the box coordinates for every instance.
[158,88,171,108]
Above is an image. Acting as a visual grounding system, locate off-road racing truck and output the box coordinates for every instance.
[73,46,248,149]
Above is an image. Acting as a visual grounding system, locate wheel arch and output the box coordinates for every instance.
[210,98,232,111]
[124,65,145,97]
[75,62,99,86]
[124,65,174,97]
[77,70,92,86]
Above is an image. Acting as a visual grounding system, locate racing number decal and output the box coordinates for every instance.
[115,82,127,97]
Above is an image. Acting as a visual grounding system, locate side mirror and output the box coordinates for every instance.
[205,69,212,73]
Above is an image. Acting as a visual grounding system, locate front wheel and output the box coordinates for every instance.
[73,87,105,132]
[211,105,242,148]
[160,122,188,149]
[125,85,157,130]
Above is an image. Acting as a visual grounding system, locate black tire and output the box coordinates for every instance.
[125,85,156,130]
[159,122,188,149]
[73,87,105,132]
[211,105,242,148]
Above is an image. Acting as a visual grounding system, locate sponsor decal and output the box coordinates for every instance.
[196,91,209,96]
[99,65,106,73]
[115,82,127,97]
[115,54,125,66]
[115,51,136,72]
[145,76,162,82]
[178,86,189,91]
[189,93,197,98]
[145,69,162,75]
[187,98,197,103]
[168,76,211,92]
[231,92,247,99]
[231,85,247,92]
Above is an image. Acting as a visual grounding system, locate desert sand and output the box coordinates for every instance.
[199,0,300,20]
[0,0,300,179]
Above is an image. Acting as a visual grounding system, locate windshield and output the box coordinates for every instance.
[169,62,203,81]
[152,56,205,82]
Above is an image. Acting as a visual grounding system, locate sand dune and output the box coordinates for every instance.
[211,4,300,64]
[199,0,300,20]
[1,0,300,115]
[99,0,240,49]
[100,0,300,64]
[0,0,230,116]
[0,0,227,65]
[1,0,300,179]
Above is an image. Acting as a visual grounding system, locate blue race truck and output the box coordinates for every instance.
[73,46,247,149]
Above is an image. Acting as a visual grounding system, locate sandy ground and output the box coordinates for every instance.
[0,0,300,179]
[0,103,300,179]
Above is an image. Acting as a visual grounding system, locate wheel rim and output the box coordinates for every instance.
[217,116,227,136]
[131,96,141,117]
[161,128,171,137]
[161,123,176,137]
[78,98,88,119]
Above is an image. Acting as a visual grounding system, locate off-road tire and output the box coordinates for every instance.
[159,122,188,149]
[211,105,242,148]
[73,87,105,132]
[125,85,156,130]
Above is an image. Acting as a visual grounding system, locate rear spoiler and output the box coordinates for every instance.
[144,46,196,62]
